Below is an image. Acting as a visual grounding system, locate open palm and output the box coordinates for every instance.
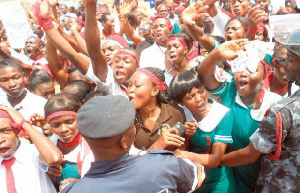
[120,0,134,15]
[182,2,208,25]
[218,39,250,60]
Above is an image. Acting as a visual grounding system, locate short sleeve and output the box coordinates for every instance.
[214,110,233,144]
[211,9,230,37]
[250,105,292,153]
[177,158,205,193]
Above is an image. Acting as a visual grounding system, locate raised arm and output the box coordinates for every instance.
[37,0,90,75]
[203,0,218,17]
[246,6,268,41]
[182,2,214,51]
[46,40,68,89]
[198,39,248,90]
[84,0,108,82]
[1,106,62,166]
[119,0,142,46]
[70,21,89,56]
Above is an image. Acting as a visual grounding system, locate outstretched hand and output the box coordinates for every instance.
[247,5,268,31]
[119,0,137,16]
[182,1,209,25]
[216,39,250,60]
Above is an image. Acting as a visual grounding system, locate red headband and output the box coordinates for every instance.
[27,36,43,47]
[46,111,77,122]
[0,109,26,137]
[115,50,139,65]
[138,68,166,92]
[152,14,173,32]
[167,37,188,48]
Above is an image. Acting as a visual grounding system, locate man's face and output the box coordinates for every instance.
[0,118,19,158]
[231,0,251,17]
[283,52,300,82]
[152,18,171,43]
[0,67,25,98]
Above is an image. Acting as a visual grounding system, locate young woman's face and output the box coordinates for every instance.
[32,82,55,99]
[0,118,19,158]
[166,39,187,65]
[25,37,41,59]
[102,41,121,66]
[225,20,246,41]
[272,48,288,83]
[111,51,137,85]
[128,71,156,110]
[234,62,265,98]
[48,115,79,143]
[181,86,209,118]
[103,15,115,33]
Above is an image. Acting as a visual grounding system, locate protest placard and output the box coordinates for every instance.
[0,0,31,48]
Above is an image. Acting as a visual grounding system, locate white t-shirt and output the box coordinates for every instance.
[139,42,166,71]
[211,9,230,38]
[0,142,56,193]
[84,62,128,98]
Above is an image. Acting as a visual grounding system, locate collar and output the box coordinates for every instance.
[0,140,26,165]
[235,90,282,121]
[292,88,300,97]
[182,99,229,132]
[86,152,138,176]
[2,89,29,110]
[139,104,173,134]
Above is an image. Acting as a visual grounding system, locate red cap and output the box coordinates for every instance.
[102,35,129,48]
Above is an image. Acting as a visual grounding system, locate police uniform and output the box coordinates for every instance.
[61,149,205,193]
[250,89,300,192]
[61,95,206,193]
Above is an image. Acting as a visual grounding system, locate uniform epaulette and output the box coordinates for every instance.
[60,180,77,193]
[147,149,174,155]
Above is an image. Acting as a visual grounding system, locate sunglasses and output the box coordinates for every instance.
[272,57,285,66]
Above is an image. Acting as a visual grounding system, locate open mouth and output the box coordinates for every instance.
[0,147,10,155]
[226,35,232,41]
[233,8,240,15]
[115,70,125,80]
[128,96,134,103]
[239,80,248,89]
[197,103,206,112]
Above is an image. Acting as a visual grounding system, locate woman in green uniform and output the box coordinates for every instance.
[197,40,282,193]
[169,68,236,193]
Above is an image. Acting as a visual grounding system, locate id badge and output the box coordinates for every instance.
[158,123,170,136]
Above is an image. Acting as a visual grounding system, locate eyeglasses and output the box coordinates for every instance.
[273,57,285,66]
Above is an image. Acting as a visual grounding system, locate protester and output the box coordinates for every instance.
[0,59,47,133]
[221,31,300,193]
[28,69,55,99]
[169,68,236,193]
[198,39,282,192]
[127,67,186,150]
[0,106,62,193]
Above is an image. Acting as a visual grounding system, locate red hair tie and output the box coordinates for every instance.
[115,50,139,65]
[167,37,188,48]
[138,68,166,92]
[46,111,77,122]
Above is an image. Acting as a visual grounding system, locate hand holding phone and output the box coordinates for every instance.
[174,122,187,137]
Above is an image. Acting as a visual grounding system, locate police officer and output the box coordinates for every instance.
[61,95,205,193]
[220,30,300,192]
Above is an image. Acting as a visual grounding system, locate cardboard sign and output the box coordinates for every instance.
[0,0,31,48]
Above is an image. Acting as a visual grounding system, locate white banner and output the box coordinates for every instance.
[0,0,31,48]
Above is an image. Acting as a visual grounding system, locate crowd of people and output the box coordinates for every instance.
[0,0,299,192]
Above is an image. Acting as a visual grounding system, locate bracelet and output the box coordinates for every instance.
[38,15,54,30]
[168,66,177,73]
[17,119,30,138]
[248,27,259,34]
